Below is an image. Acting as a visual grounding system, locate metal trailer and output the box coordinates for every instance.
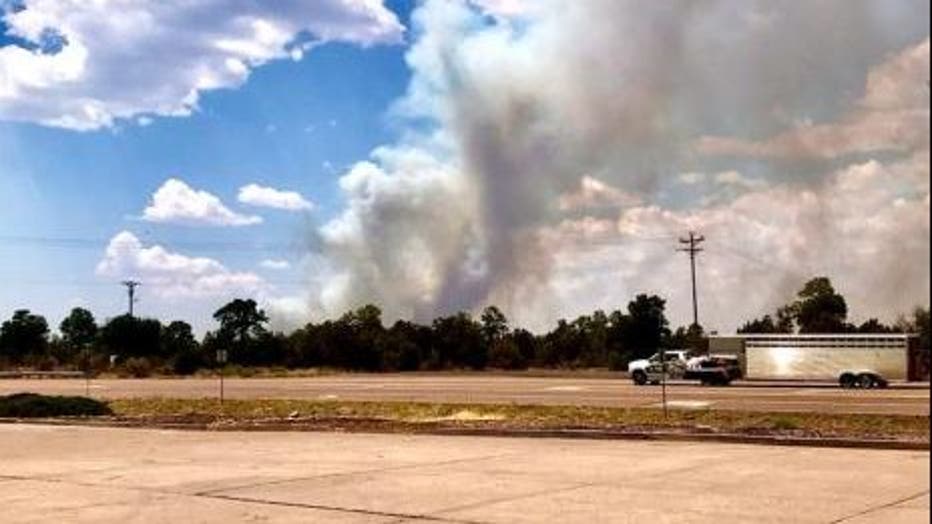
[708,334,925,388]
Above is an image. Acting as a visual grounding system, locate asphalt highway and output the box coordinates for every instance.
[2,374,928,415]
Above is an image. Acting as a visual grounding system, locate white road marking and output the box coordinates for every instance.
[545,386,585,392]
[651,400,713,409]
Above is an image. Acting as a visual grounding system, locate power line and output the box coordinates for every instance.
[677,231,705,328]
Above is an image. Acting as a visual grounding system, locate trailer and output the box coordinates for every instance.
[709,333,925,388]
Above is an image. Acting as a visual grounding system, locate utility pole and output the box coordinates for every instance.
[121,280,141,317]
[677,231,705,328]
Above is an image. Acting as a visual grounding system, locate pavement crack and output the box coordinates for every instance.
[194,451,524,496]
[827,489,930,523]
[199,493,488,524]
[431,481,598,517]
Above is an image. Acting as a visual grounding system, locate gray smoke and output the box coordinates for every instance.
[305,0,930,330]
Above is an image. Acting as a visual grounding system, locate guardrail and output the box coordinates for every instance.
[0,370,86,379]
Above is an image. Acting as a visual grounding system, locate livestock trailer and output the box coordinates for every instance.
[708,333,927,387]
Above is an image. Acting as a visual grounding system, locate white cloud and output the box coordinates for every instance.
[238,183,313,211]
[260,259,291,270]
[469,0,530,17]
[142,178,261,227]
[0,1,403,130]
[95,231,266,299]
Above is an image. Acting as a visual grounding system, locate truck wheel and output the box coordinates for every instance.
[856,374,875,389]
[839,373,856,389]
[632,370,648,386]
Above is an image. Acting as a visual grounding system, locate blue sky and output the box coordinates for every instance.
[0,0,416,331]
[0,1,929,334]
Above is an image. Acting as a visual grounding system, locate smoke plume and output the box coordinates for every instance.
[303,0,930,332]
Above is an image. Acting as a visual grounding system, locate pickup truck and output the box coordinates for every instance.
[683,355,743,386]
[627,350,690,385]
[628,352,742,386]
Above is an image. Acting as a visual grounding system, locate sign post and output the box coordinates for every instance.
[660,347,668,418]
[216,349,228,407]
[83,345,90,397]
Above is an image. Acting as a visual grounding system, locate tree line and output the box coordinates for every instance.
[1,277,929,375]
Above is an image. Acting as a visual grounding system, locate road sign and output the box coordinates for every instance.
[216,349,228,364]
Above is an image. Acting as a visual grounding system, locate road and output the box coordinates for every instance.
[1,375,929,415]
[0,424,928,523]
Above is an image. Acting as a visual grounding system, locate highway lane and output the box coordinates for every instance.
[2,375,928,415]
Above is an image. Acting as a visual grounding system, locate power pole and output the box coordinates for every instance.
[121,280,141,317]
[677,231,705,328]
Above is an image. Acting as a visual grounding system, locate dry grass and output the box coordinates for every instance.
[107,398,929,441]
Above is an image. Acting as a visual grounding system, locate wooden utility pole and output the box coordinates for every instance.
[677,232,705,328]
[121,280,140,317]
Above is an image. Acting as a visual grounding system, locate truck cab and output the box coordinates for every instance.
[628,350,690,385]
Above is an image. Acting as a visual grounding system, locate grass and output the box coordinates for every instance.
[106,398,930,441]
[0,393,112,418]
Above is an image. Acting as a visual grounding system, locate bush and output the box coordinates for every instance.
[0,393,112,418]
[123,357,153,378]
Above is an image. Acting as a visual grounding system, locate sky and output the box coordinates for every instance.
[0,0,929,335]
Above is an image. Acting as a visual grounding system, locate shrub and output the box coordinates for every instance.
[771,415,801,431]
[124,357,153,378]
[0,393,112,418]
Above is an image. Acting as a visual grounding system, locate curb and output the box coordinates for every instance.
[425,427,931,450]
[1,418,928,451]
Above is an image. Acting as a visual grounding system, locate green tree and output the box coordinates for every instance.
[432,312,485,370]
[897,306,931,350]
[59,307,97,355]
[162,321,202,374]
[480,306,509,345]
[790,277,848,333]
[668,323,707,353]
[620,294,670,359]
[100,314,162,360]
[0,309,50,364]
[332,304,385,371]
[737,314,792,334]
[212,299,272,365]
[213,299,269,344]
[856,318,894,333]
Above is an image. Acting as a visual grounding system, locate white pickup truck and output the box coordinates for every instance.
[627,350,690,385]
[628,351,743,386]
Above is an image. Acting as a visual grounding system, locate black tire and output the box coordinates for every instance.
[857,373,875,389]
[632,370,648,386]
[839,373,856,389]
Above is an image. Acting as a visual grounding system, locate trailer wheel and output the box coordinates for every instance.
[632,370,648,386]
[856,373,876,389]
[839,373,856,389]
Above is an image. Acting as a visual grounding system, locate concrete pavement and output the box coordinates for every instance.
[1,374,928,415]
[0,424,928,523]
